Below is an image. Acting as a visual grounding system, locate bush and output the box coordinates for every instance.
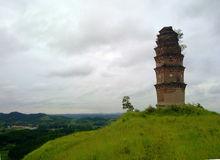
[145,105,156,113]
[156,103,210,115]
[196,103,204,109]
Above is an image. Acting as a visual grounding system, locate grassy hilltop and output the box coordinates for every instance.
[24,105,220,160]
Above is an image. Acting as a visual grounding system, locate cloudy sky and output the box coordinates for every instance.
[0,0,220,113]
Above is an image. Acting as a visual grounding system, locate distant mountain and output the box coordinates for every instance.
[59,113,122,119]
[0,112,121,128]
[0,112,70,126]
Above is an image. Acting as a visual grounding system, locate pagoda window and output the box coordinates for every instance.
[169,56,173,62]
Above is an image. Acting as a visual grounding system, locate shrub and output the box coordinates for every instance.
[145,105,156,113]
[157,103,210,115]
[196,103,204,109]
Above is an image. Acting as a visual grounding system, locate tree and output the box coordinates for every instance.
[122,96,134,112]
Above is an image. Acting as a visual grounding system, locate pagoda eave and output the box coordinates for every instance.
[154,53,184,60]
[154,82,187,89]
[154,65,185,71]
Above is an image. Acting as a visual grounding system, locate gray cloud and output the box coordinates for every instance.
[0,0,220,113]
[110,41,153,68]
[49,14,152,55]
[48,65,94,78]
[0,27,27,58]
[177,0,220,35]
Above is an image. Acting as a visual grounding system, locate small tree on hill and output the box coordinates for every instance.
[122,96,134,112]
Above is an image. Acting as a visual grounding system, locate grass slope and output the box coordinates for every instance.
[24,106,220,160]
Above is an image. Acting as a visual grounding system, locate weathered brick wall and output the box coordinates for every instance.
[156,88,185,105]
[155,68,184,84]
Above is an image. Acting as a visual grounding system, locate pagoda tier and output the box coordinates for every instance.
[154,46,181,56]
[154,26,186,106]
[154,65,185,84]
[154,54,184,67]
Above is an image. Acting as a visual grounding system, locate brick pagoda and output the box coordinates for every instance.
[154,26,186,106]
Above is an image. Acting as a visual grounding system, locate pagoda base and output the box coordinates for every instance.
[155,83,186,106]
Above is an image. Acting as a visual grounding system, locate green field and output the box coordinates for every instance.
[24,105,220,160]
[0,150,9,160]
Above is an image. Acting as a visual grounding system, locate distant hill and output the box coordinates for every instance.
[0,112,70,127]
[24,105,220,160]
[0,112,121,127]
[59,113,121,119]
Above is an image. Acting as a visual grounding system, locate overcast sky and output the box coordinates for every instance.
[0,0,220,114]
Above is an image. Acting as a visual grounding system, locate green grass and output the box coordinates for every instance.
[0,150,9,160]
[24,105,220,160]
